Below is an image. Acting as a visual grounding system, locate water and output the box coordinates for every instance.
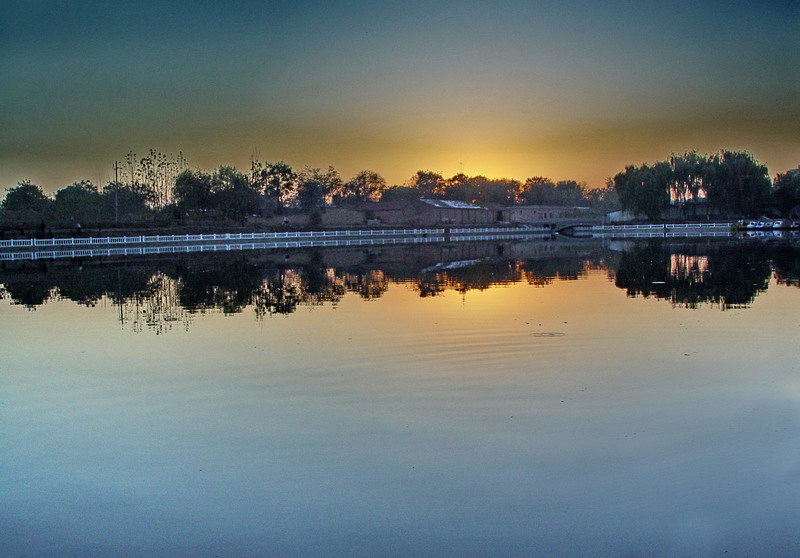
[2,237,799,557]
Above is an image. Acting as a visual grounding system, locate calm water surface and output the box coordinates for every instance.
[2,238,799,557]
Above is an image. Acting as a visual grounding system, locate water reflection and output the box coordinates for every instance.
[613,241,774,309]
[2,238,798,331]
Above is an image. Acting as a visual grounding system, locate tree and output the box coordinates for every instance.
[2,180,51,212]
[173,169,214,212]
[211,166,259,218]
[704,151,771,216]
[297,166,342,211]
[51,180,103,222]
[381,186,420,202]
[101,181,154,221]
[343,170,386,202]
[520,177,557,205]
[612,163,670,220]
[133,149,185,208]
[668,151,709,217]
[520,177,585,206]
[482,177,522,205]
[441,173,474,201]
[251,159,297,213]
[407,170,445,198]
[554,180,585,206]
[584,186,620,212]
[772,170,800,217]
[439,174,519,205]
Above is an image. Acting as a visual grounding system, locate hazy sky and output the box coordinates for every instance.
[1,0,798,193]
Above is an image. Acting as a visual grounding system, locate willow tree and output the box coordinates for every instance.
[612,163,671,220]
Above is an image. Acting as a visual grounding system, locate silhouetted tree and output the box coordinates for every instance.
[772,169,800,217]
[407,170,445,198]
[250,159,297,213]
[135,149,185,208]
[612,163,671,220]
[520,177,556,205]
[343,170,386,202]
[51,180,103,222]
[101,181,154,220]
[381,186,420,202]
[297,166,342,211]
[173,169,214,212]
[2,180,52,213]
[584,185,620,212]
[704,150,771,216]
[211,166,259,218]
[668,151,708,216]
[440,174,520,205]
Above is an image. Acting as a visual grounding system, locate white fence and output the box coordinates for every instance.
[0,228,447,249]
[589,230,734,239]
[449,226,551,234]
[588,223,732,231]
[450,232,553,242]
[0,235,449,262]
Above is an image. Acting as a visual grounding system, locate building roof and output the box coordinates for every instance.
[419,199,486,210]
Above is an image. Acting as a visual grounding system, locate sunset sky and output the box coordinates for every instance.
[2,0,798,194]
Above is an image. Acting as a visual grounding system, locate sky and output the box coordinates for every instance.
[1,0,798,194]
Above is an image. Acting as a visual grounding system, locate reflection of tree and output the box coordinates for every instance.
[520,258,587,286]
[1,278,54,307]
[614,242,772,309]
[342,270,389,300]
[1,240,793,329]
[252,267,353,316]
[772,245,800,288]
[253,269,308,316]
[175,258,263,314]
[415,261,522,296]
[121,272,190,334]
[0,262,154,308]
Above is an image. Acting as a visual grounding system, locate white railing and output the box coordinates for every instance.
[450,233,553,242]
[449,226,550,234]
[589,230,734,239]
[0,236,450,261]
[588,222,731,231]
[0,228,448,249]
[0,226,561,250]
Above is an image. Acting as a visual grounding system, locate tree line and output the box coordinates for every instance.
[612,150,800,219]
[0,152,619,227]
[2,148,797,227]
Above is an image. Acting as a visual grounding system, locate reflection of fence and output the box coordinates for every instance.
[0,228,447,249]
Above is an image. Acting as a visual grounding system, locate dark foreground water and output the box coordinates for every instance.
[2,237,799,557]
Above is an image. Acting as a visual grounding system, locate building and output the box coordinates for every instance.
[503,205,593,224]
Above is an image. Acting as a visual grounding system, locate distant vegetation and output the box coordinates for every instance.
[1,148,797,230]
[612,150,799,220]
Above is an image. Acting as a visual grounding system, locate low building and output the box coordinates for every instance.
[352,199,494,227]
[503,205,593,224]
[318,201,596,228]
